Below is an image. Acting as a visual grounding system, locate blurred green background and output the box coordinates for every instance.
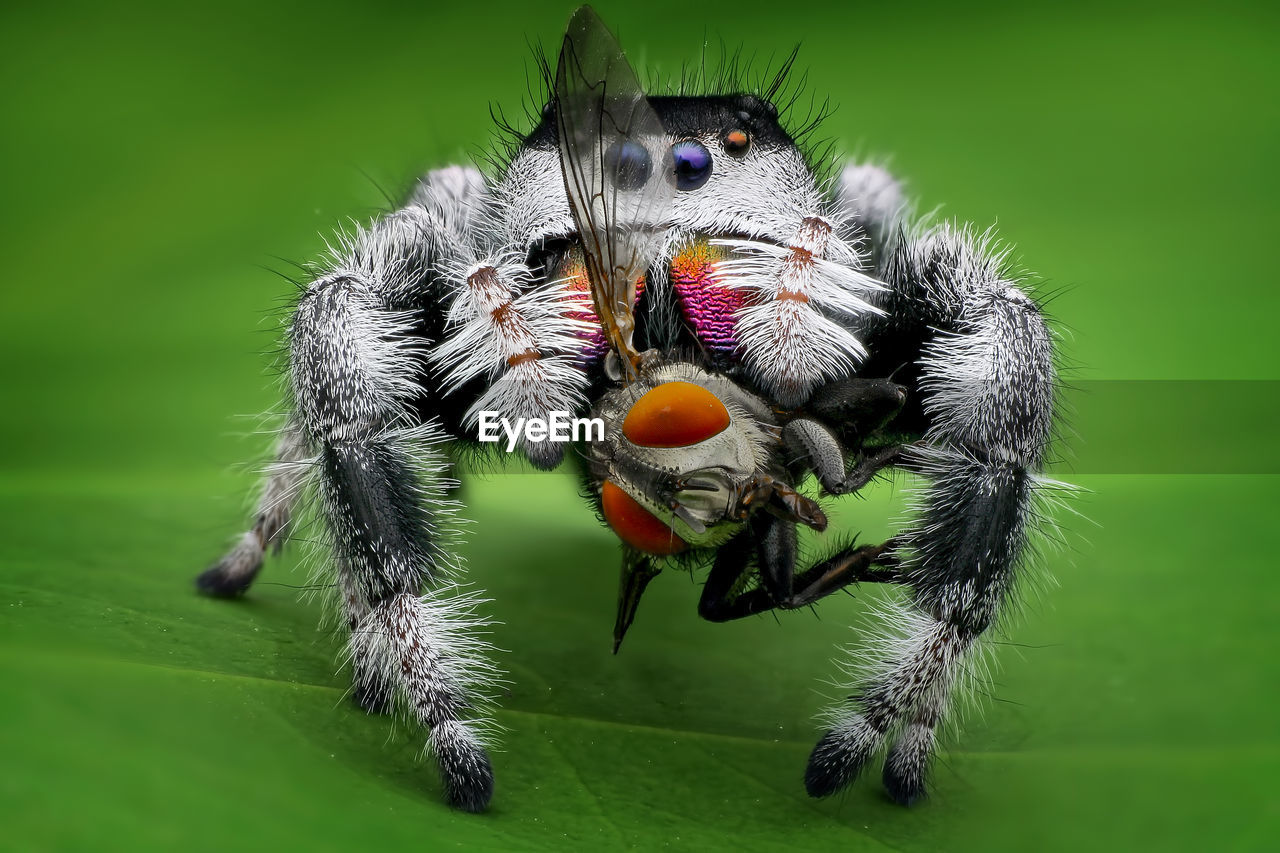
[1,0,1277,850]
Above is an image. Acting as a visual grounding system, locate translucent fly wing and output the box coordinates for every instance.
[555,5,675,380]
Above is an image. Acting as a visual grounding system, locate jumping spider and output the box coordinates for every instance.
[197,6,1057,813]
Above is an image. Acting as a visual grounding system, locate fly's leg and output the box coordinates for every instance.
[697,520,901,623]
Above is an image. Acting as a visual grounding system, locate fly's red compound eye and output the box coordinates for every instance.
[601,480,687,555]
[621,381,731,448]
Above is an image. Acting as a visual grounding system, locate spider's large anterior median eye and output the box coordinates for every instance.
[603,140,653,191]
[601,480,688,555]
[671,140,712,190]
[622,381,730,448]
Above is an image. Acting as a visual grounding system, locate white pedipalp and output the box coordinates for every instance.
[428,255,594,433]
[713,215,887,407]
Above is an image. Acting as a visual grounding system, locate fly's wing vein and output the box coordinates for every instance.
[555,5,674,379]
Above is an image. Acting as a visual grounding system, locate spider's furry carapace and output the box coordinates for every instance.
[197,6,1066,813]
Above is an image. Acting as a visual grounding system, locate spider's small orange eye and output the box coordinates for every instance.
[723,129,750,156]
[601,480,688,555]
[622,381,731,448]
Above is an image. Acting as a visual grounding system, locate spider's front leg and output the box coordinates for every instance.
[291,275,498,811]
[805,221,1057,806]
[279,166,502,812]
[201,153,593,809]
[294,162,591,811]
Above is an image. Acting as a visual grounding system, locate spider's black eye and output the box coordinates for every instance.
[604,140,652,191]
[722,129,750,157]
[671,140,713,191]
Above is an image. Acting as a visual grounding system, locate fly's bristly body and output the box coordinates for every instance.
[196,5,1060,814]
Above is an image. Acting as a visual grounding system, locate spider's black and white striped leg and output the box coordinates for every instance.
[323,426,494,810]
[291,269,497,812]
[807,223,1056,805]
[805,593,981,802]
[283,165,502,811]
[195,164,484,599]
[882,664,949,806]
[196,164,503,810]
[197,421,312,597]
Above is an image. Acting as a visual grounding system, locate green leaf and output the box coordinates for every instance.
[2,475,1276,850]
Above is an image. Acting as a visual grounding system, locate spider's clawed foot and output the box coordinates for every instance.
[882,742,929,807]
[804,717,931,806]
[803,723,877,799]
[194,532,264,598]
[433,722,495,813]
